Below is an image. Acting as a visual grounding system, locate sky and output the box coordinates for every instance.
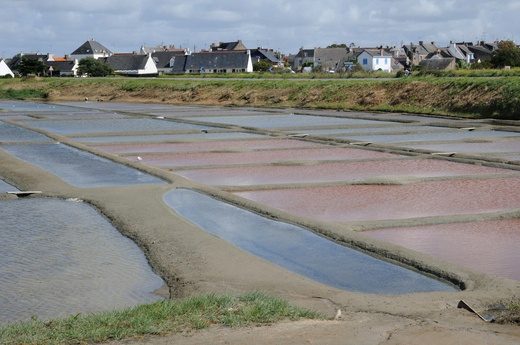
[1,0,519,59]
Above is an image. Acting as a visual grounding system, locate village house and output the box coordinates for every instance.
[356,49,393,72]
[0,58,14,77]
[99,53,158,76]
[45,57,79,77]
[71,39,112,61]
[171,50,253,74]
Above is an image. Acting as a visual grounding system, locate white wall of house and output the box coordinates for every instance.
[357,51,393,72]
[71,52,110,62]
[140,55,158,75]
[0,59,14,77]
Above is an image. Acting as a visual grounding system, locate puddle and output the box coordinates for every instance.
[20,118,213,135]
[0,198,164,324]
[1,143,165,188]
[360,219,520,281]
[163,189,456,294]
[176,159,515,186]
[234,178,520,222]
[185,114,396,128]
[74,132,265,143]
[0,122,53,142]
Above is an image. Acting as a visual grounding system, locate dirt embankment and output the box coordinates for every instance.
[5,77,519,119]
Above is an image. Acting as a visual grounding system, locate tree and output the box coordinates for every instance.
[253,59,273,72]
[18,57,47,76]
[490,40,520,68]
[78,57,113,77]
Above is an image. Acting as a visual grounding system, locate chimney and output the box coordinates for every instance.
[64,54,70,60]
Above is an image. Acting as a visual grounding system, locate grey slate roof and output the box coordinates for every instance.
[45,60,76,73]
[71,40,112,55]
[151,51,177,69]
[183,51,250,70]
[101,54,149,71]
[250,49,279,63]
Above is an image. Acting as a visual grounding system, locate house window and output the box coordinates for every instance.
[376,58,379,64]
[362,58,368,65]
[385,58,388,64]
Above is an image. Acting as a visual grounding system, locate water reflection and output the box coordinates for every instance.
[1,143,165,188]
[0,198,164,325]
[164,189,457,294]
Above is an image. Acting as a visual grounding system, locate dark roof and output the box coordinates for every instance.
[295,49,314,59]
[151,51,177,69]
[185,51,249,70]
[172,51,250,72]
[211,40,247,51]
[45,60,76,72]
[101,54,149,70]
[71,40,112,55]
[467,45,493,61]
[250,49,279,63]
[419,57,455,70]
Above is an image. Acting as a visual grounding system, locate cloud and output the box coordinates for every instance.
[0,0,518,58]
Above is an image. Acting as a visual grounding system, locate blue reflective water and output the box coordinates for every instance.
[0,101,82,112]
[0,122,53,142]
[75,132,266,143]
[186,114,396,128]
[20,118,213,134]
[164,189,457,294]
[1,144,165,188]
[0,198,164,324]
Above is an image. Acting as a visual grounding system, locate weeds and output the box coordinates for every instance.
[0,292,323,345]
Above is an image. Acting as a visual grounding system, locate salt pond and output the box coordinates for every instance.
[164,189,457,294]
[0,198,164,325]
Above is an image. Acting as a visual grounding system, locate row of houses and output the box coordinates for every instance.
[0,38,505,78]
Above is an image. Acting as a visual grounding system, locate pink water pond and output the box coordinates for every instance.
[89,139,327,154]
[177,159,516,186]
[360,219,520,281]
[126,147,403,167]
[234,178,520,222]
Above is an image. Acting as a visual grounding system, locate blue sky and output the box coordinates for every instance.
[1,0,518,58]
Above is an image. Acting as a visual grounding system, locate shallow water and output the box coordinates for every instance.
[1,143,165,188]
[234,178,520,222]
[361,219,520,281]
[0,122,52,142]
[130,147,403,167]
[176,158,514,186]
[164,189,456,294]
[75,132,265,143]
[0,198,164,325]
[0,179,17,193]
[20,118,213,135]
[88,139,326,154]
[336,130,520,143]
[185,114,396,128]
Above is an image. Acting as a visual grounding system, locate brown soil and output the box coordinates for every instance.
[1,87,519,344]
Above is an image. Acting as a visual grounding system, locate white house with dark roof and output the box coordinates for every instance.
[100,53,158,76]
[172,50,253,74]
[357,49,393,72]
[71,39,112,61]
[0,59,14,77]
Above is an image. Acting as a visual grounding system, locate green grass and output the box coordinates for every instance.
[0,292,323,345]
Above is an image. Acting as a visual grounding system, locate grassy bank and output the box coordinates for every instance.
[1,76,520,119]
[0,292,323,345]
